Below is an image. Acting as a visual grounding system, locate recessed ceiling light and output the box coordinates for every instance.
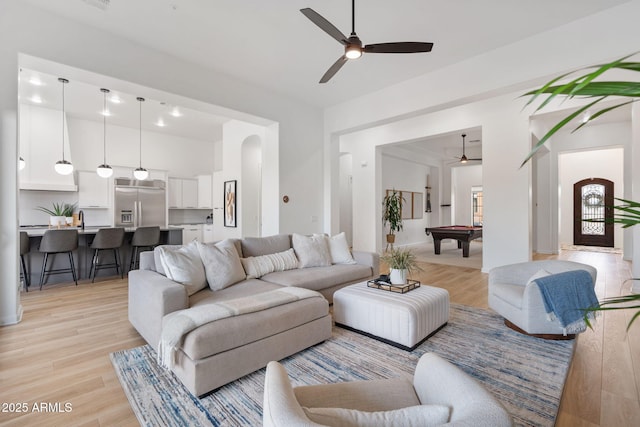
[109,95,122,104]
[29,77,44,86]
[155,119,166,127]
[170,107,183,117]
[101,109,112,117]
[30,95,43,104]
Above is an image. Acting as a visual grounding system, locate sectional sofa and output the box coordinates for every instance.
[128,233,378,396]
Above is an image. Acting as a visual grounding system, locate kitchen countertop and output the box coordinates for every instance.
[20,225,182,236]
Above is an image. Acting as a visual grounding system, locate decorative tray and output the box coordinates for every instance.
[367,279,420,294]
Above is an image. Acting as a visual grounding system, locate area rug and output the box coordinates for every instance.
[110,304,574,427]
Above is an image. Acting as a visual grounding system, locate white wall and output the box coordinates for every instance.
[242,136,262,238]
[380,153,431,248]
[558,148,624,247]
[0,0,323,324]
[452,165,482,225]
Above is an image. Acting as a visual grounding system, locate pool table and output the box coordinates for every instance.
[425,225,482,258]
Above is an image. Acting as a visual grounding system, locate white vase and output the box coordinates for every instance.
[389,268,408,285]
[50,216,66,227]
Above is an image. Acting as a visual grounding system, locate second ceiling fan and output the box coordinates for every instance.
[457,134,482,163]
[301,0,434,83]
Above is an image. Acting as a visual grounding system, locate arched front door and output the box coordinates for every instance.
[573,178,614,247]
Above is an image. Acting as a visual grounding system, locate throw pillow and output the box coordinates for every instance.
[303,405,450,427]
[292,233,332,268]
[241,248,299,279]
[526,269,552,285]
[157,241,207,296]
[328,232,356,265]
[196,240,246,291]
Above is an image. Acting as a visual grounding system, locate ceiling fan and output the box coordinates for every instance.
[300,0,434,83]
[457,134,482,163]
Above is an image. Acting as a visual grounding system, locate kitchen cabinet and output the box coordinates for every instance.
[168,178,198,209]
[202,224,215,243]
[180,224,202,243]
[78,171,110,208]
[197,175,213,209]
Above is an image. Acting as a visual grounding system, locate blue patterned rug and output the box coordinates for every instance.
[110,304,575,426]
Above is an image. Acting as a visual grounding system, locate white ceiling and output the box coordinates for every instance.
[24,0,628,109]
[19,1,631,153]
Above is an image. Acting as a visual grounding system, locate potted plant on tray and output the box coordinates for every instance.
[381,247,421,285]
[382,189,404,246]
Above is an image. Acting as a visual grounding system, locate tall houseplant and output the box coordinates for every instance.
[382,189,404,245]
[524,53,640,328]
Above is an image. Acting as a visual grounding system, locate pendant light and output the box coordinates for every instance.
[133,96,149,180]
[96,88,113,178]
[54,77,73,175]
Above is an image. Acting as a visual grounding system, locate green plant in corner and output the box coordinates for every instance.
[524,53,640,329]
[382,189,404,244]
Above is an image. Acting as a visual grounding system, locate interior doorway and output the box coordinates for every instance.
[573,177,614,247]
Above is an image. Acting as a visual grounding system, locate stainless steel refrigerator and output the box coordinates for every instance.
[114,178,166,227]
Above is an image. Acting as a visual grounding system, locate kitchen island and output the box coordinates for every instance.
[20,226,183,289]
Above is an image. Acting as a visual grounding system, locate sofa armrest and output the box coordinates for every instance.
[128,269,188,351]
[139,250,156,271]
[352,251,380,276]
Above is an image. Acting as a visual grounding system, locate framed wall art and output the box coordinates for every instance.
[224,180,237,227]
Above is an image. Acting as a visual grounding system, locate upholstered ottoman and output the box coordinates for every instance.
[333,282,450,350]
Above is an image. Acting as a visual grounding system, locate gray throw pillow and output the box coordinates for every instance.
[197,239,247,291]
[292,233,332,268]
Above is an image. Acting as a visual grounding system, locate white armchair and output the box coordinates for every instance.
[488,260,597,337]
[263,352,512,427]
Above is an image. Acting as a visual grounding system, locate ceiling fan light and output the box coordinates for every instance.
[133,167,148,180]
[345,47,362,59]
[96,164,113,178]
[55,159,74,175]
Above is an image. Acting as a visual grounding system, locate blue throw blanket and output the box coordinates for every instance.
[534,269,599,335]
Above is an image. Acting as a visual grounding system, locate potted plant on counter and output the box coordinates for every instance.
[36,202,77,227]
[381,247,422,285]
[382,189,404,248]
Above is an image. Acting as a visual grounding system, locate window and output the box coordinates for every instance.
[472,187,483,226]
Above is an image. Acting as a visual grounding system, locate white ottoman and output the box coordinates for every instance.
[333,282,450,351]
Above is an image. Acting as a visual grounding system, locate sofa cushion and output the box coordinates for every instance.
[261,264,372,291]
[292,233,332,268]
[241,248,299,279]
[182,281,328,360]
[302,405,450,427]
[157,241,207,296]
[241,234,291,258]
[328,232,356,265]
[197,240,246,291]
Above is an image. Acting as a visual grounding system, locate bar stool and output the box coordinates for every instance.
[128,226,161,271]
[20,231,31,292]
[89,228,125,282]
[38,229,79,290]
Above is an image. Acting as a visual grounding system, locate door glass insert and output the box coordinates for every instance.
[581,184,605,235]
[472,187,483,226]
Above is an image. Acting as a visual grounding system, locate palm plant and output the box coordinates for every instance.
[524,53,640,329]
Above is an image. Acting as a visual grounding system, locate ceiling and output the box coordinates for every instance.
[19,1,630,155]
[24,0,628,109]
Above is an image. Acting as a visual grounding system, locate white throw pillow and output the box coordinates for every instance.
[241,248,299,279]
[292,233,332,268]
[157,241,207,296]
[303,405,450,427]
[196,240,246,291]
[328,232,356,265]
[526,269,552,285]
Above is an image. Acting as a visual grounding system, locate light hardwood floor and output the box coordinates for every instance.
[0,249,638,426]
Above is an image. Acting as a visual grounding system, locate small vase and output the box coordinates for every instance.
[390,268,408,285]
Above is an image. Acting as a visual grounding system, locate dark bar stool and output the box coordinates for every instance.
[20,231,31,292]
[89,227,125,282]
[128,226,161,271]
[38,229,79,290]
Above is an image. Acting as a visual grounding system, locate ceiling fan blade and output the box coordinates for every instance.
[300,8,348,45]
[364,42,434,54]
[320,56,348,83]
